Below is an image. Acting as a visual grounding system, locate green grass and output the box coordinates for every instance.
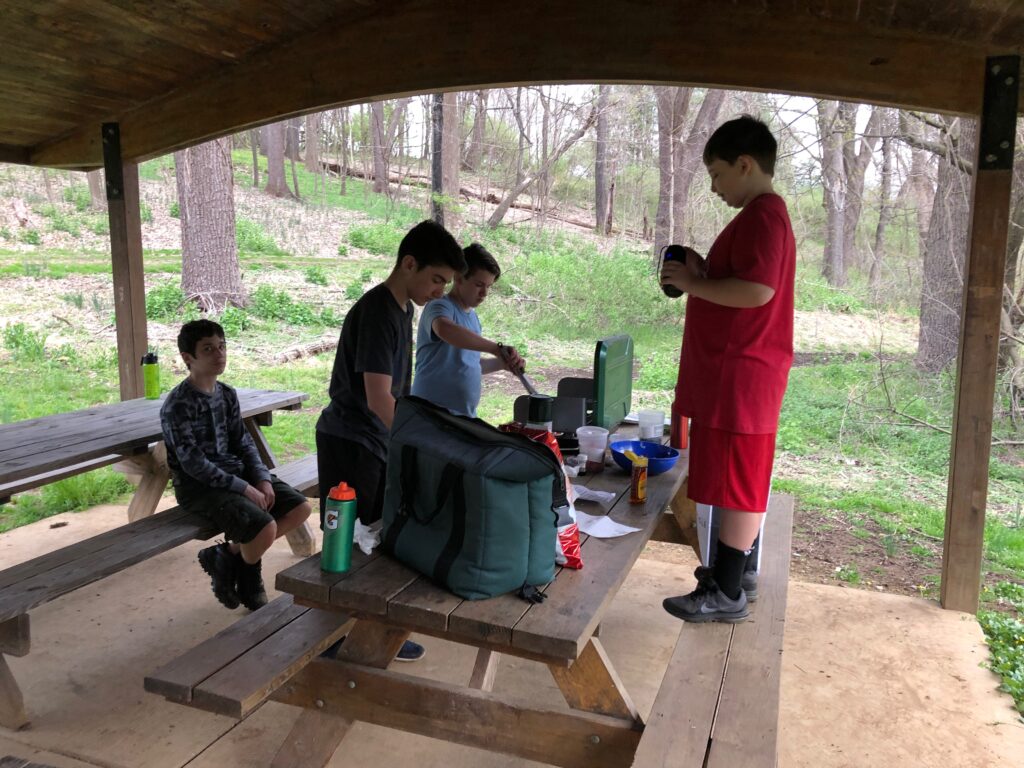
[0,471,134,533]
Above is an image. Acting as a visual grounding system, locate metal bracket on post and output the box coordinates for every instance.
[102,123,125,201]
[978,56,1020,172]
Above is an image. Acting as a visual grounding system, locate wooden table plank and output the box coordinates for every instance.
[631,623,733,768]
[0,389,306,485]
[0,510,215,621]
[145,594,307,703]
[387,576,464,633]
[192,606,349,719]
[0,507,204,591]
[275,550,378,605]
[706,495,793,768]
[330,554,421,616]
[277,658,642,768]
[511,462,685,660]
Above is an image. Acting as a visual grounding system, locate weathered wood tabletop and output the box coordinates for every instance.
[0,388,315,549]
[0,388,306,487]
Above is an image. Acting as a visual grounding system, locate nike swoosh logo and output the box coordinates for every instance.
[700,603,719,614]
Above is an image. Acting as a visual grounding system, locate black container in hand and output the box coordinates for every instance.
[660,244,688,298]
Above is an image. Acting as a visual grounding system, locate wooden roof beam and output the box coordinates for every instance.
[27,1,1023,169]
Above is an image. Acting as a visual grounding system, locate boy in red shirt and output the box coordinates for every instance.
[660,116,795,623]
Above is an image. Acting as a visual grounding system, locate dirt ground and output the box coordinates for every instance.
[0,500,1021,768]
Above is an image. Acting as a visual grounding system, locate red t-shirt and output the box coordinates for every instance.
[674,193,795,434]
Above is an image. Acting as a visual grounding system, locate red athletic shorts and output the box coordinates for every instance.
[687,422,776,512]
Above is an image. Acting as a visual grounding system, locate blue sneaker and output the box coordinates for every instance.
[395,640,425,662]
[320,637,425,662]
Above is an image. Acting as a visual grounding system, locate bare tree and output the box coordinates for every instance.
[370,99,411,195]
[816,100,849,286]
[595,84,611,233]
[870,110,895,295]
[248,129,260,188]
[174,138,245,311]
[653,88,726,256]
[86,169,105,209]
[305,112,321,172]
[463,90,488,171]
[842,106,883,269]
[486,103,597,229]
[912,117,977,372]
[263,121,290,197]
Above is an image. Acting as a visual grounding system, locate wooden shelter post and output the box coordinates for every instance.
[941,55,1020,613]
[102,123,148,401]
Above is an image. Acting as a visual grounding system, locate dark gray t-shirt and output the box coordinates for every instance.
[316,283,413,461]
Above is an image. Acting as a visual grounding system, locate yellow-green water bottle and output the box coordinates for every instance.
[322,482,357,573]
[141,352,160,399]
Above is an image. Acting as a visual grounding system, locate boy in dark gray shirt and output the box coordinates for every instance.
[161,319,312,611]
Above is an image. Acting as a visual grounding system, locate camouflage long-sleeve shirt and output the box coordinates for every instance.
[160,379,271,497]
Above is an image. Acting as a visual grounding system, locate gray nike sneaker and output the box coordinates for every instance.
[742,569,759,602]
[663,570,749,623]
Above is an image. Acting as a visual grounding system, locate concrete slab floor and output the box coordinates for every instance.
[0,503,1020,767]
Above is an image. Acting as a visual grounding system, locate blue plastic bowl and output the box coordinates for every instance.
[609,440,680,476]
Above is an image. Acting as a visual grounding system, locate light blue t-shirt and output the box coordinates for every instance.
[412,295,483,417]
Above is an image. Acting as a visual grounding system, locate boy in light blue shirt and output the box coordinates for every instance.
[412,243,523,417]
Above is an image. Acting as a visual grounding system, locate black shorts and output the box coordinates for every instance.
[176,475,309,544]
[315,431,386,527]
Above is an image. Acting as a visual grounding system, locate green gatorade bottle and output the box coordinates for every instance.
[322,482,357,573]
[141,352,160,399]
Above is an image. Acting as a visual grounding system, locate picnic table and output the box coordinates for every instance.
[0,388,316,552]
[148,421,793,767]
[268,436,686,767]
[0,388,321,729]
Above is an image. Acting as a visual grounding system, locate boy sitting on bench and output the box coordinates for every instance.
[161,319,313,611]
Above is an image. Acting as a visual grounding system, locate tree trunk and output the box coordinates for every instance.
[339,108,349,195]
[817,100,848,286]
[653,86,691,257]
[595,84,611,233]
[305,112,321,172]
[870,120,894,295]
[672,89,727,237]
[370,102,388,194]
[442,92,461,222]
[248,129,260,188]
[916,118,977,372]
[842,106,883,270]
[463,90,488,171]
[86,169,105,209]
[431,93,444,224]
[175,137,245,312]
[285,117,302,161]
[264,121,289,197]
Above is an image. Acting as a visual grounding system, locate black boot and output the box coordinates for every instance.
[197,542,241,609]
[237,558,268,611]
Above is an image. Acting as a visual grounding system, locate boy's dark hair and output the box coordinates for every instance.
[462,243,501,280]
[396,220,466,273]
[177,319,225,359]
[703,115,777,176]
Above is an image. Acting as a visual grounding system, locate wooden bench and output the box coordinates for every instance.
[632,494,794,768]
[0,453,319,730]
[145,593,350,719]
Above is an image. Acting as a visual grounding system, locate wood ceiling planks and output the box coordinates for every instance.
[2,0,1022,168]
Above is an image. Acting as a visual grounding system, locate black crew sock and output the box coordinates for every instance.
[712,541,749,601]
[745,535,760,573]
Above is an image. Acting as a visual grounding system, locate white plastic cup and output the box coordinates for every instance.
[576,426,609,472]
[638,409,665,441]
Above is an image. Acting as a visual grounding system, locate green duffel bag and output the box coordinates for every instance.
[381,396,567,601]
